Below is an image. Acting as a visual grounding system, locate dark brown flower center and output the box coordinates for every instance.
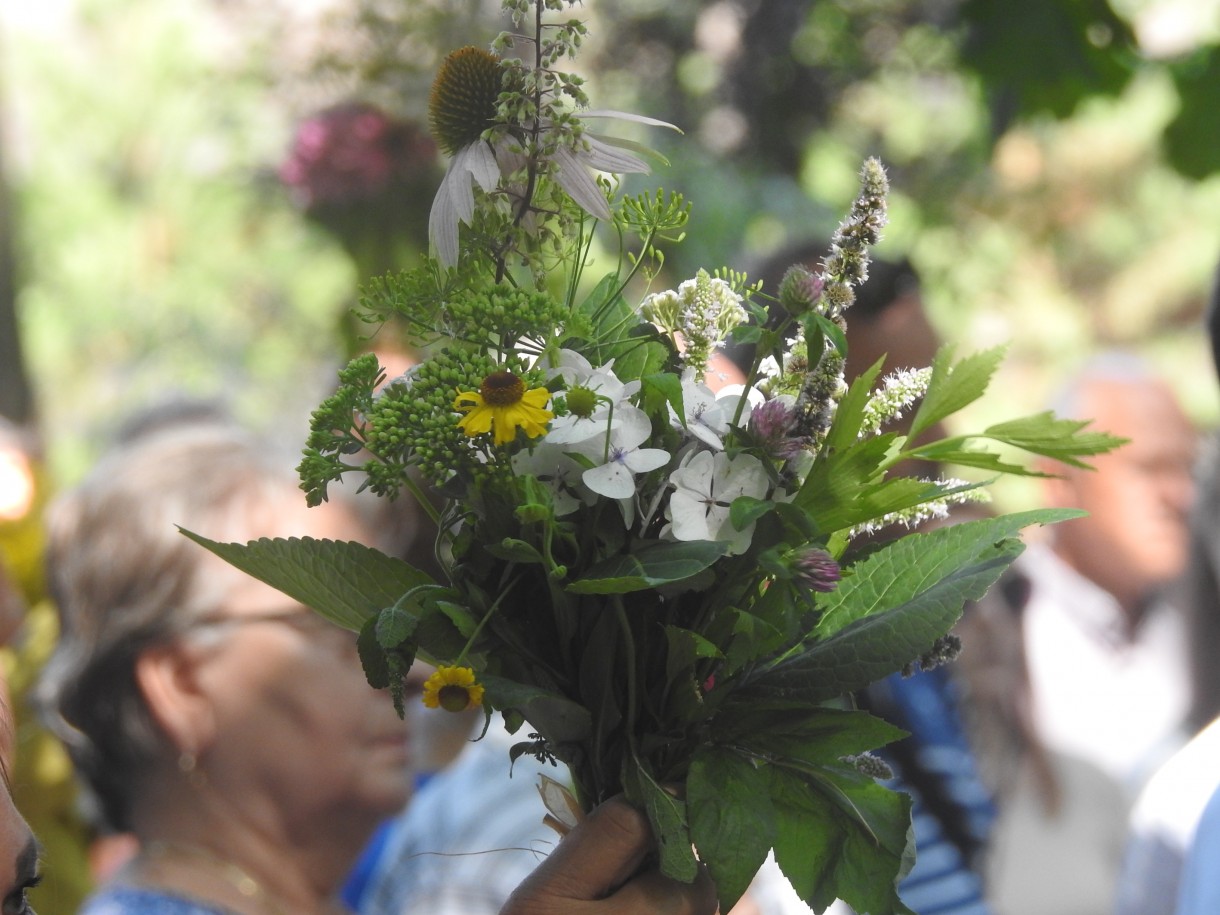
[480,371,525,407]
[429,46,503,156]
[438,684,472,712]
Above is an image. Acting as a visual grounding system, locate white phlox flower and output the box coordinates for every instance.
[511,443,593,517]
[671,371,755,450]
[579,405,669,500]
[666,450,769,554]
[545,351,641,446]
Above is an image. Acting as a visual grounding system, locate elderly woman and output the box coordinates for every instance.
[37,422,419,914]
[36,421,716,915]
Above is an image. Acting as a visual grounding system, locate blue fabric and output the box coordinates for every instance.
[1176,783,1220,914]
[872,668,997,915]
[79,885,232,915]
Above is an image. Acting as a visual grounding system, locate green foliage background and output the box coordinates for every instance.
[4,0,1220,485]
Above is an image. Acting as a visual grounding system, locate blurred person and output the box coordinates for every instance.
[1110,261,1220,915]
[1175,780,1220,914]
[0,755,43,915]
[952,354,1196,915]
[37,422,422,914]
[1017,354,1197,792]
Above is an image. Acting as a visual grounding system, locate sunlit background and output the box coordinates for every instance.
[3,0,1220,500]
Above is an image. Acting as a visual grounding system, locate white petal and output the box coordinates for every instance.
[583,462,638,500]
[462,141,501,192]
[581,110,682,132]
[428,167,461,268]
[552,145,612,221]
[624,447,670,474]
[581,134,650,175]
[667,490,712,542]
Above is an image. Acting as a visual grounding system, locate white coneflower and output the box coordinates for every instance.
[426,46,678,267]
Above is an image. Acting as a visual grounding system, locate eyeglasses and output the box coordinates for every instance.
[188,608,357,652]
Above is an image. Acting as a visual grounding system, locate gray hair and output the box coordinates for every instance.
[37,423,323,831]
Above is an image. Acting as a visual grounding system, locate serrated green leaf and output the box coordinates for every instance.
[478,674,593,744]
[821,359,886,454]
[180,530,436,631]
[715,706,907,764]
[907,346,1004,441]
[771,765,915,915]
[688,748,776,912]
[567,540,729,594]
[982,412,1129,467]
[375,603,415,649]
[741,509,1080,703]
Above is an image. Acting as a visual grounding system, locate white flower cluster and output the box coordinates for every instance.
[513,349,771,553]
[641,270,747,379]
[859,367,933,437]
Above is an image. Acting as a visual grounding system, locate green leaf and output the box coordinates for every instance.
[729,496,774,532]
[179,531,436,631]
[981,412,1129,467]
[907,346,1004,441]
[716,706,907,765]
[664,625,723,686]
[640,371,685,422]
[1166,48,1220,180]
[357,616,392,689]
[688,748,776,912]
[375,602,416,649]
[567,540,729,594]
[771,764,915,915]
[742,509,1081,703]
[478,674,593,744]
[622,756,699,883]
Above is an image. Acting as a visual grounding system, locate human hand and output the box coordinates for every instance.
[500,797,718,915]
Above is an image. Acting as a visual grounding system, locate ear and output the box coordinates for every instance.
[134,642,219,757]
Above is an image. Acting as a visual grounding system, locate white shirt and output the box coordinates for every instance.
[1020,545,1191,794]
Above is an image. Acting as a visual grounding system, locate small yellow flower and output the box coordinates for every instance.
[422,665,485,713]
[455,371,553,446]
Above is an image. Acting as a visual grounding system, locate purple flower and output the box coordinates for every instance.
[748,398,807,459]
[793,547,841,593]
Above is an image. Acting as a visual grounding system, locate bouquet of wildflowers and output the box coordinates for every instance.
[192,2,1121,911]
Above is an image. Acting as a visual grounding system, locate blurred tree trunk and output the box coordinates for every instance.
[0,48,35,428]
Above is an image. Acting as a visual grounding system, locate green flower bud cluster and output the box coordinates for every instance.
[441,282,567,349]
[299,353,384,507]
[365,349,505,488]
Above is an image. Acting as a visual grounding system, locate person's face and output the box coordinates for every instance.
[1047,377,1197,614]
[190,490,415,831]
[0,783,39,915]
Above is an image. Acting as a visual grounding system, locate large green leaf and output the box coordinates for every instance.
[688,747,777,913]
[180,531,437,631]
[771,764,915,915]
[740,509,1080,703]
[567,540,729,594]
[622,755,699,883]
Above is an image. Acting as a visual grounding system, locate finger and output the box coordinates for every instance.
[500,798,653,913]
[608,865,720,915]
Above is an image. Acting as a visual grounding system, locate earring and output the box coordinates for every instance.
[177,751,207,789]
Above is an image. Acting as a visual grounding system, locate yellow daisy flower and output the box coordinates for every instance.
[454,371,553,446]
[422,665,486,713]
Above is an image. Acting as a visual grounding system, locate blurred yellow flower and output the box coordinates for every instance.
[422,665,485,712]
